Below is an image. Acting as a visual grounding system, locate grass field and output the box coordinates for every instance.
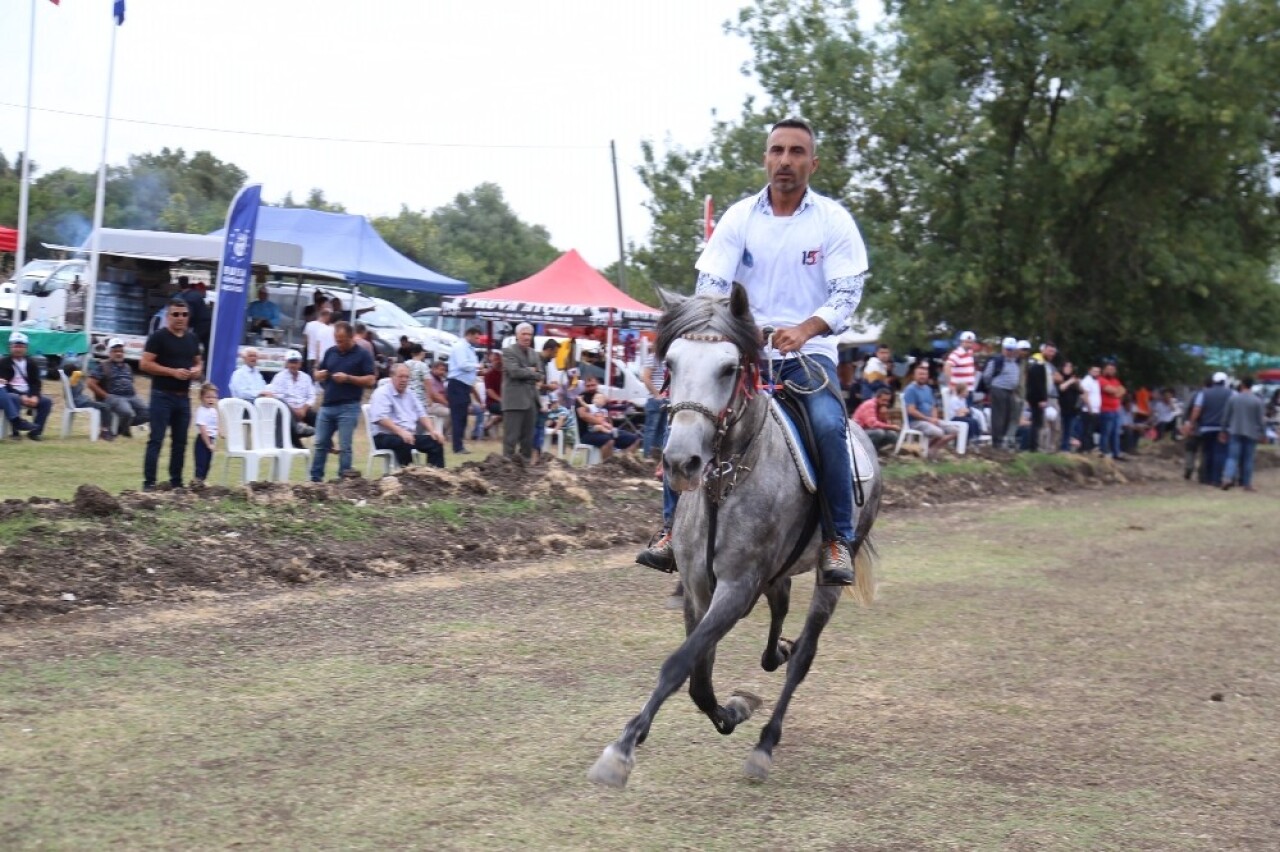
[2,473,1277,849]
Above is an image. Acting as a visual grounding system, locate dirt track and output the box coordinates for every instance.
[2,463,1278,850]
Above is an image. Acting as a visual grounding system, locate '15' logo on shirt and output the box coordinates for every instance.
[801,247,822,266]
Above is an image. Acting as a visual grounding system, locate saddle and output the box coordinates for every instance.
[768,397,876,495]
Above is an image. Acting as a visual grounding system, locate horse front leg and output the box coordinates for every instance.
[587,581,756,790]
[760,577,793,672]
[745,584,842,782]
[687,641,764,737]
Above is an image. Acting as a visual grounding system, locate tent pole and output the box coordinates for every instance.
[610,140,627,294]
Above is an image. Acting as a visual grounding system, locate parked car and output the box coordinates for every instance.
[362,298,458,359]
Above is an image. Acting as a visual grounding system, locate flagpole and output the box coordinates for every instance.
[85,7,120,340]
[12,0,39,334]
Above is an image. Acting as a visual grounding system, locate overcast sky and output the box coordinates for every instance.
[2,0,880,273]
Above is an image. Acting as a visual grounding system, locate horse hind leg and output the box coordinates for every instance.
[745,585,842,782]
[760,578,793,672]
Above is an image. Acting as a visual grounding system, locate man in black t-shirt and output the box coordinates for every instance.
[309,321,376,482]
[140,298,204,490]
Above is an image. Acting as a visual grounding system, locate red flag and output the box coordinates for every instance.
[48,0,60,5]
[703,195,715,241]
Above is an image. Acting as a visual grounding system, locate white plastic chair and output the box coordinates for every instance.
[893,392,926,457]
[544,423,565,458]
[569,435,603,467]
[59,372,101,441]
[363,403,402,477]
[218,397,278,484]
[254,397,310,482]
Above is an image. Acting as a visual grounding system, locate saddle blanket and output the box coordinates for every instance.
[768,397,876,494]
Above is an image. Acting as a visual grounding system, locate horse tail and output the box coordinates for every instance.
[845,534,878,607]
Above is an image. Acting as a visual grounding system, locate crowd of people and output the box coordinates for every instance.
[838,333,1278,491]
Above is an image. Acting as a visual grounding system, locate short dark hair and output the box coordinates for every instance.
[466,326,482,336]
[410,343,424,356]
[168,298,188,312]
[177,275,190,288]
[771,117,815,147]
[1239,376,1253,389]
[541,339,560,352]
[333,320,354,337]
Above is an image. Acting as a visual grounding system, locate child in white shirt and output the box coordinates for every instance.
[193,383,220,485]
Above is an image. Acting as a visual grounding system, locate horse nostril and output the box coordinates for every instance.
[681,456,702,478]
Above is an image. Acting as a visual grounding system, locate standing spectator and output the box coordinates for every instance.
[446,326,482,454]
[501,322,543,459]
[531,339,562,464]
[303,307,335,375]
[65,275,86,329]
[482,351,503,438]
[368,363,446,468]
[1186,372,1233,486]
[302,290,329,324]
[403,344,432,410]
[309,321,376,482]
[0,332,53,440]
[352,322,377,366]
[942,331,978,391]
[1221,377,1267,491]
[981,338,1021,450]
[903,361,960,459]
[1097,361,1126,461]
[851,386,900,452]
[264,350,316,447]
[177,276,210,354]
[1078,364,1103,453]
[396,335,414,363]
[87,337,150,438]
[1027,342,1061,452]
[640,344,669,462]
[229,347,267,401]
[329,296,348,324]
[192,383,219,487]
[140,299,203,491]
[1055,361,1082,452]
[1181,378,1211,480]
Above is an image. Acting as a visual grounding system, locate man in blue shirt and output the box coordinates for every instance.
[246,286,282,336]
[903,361,959,460]
[310,321,376,482]
[446,327,482,454]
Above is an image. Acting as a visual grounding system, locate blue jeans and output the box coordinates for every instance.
[310,401,361,481]
[1221,435,1255,487]
[660,355,854,542]
[144,390,191,488]
[3,388,52,433]
[193,441,214,481]
[446,379,472,452]
[643,397,669,458]
[1200,431,1227,485]
[1099,411,1121,458]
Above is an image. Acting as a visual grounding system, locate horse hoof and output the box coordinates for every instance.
[727,689,764,720]
[744,749,772,782]
[663,594,684,611]
[587,743,634,789]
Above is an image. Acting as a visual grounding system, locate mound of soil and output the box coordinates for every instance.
[1,446,1270,624]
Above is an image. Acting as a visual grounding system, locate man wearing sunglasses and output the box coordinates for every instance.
[139,298,204,491]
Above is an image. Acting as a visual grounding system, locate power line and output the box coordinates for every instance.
[0,101,608,151]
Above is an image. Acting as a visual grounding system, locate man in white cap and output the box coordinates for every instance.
[980,338,1023,450]
[943,331,978,391]
[265,350,316,447]
[87,337,148,438]
[0,332,53,440]
[1185,371,1233,485]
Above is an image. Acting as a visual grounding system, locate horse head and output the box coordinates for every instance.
[657,283,760,492]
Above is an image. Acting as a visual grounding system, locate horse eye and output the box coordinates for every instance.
[719,364,736,378]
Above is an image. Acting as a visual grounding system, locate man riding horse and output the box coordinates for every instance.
[637,117,870,586]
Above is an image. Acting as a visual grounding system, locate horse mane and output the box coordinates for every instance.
[655,290,760,363]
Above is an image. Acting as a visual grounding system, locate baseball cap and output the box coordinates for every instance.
[959,331,976,342]
[1001,337,1017,350]
[1017,339,1032,350]
[285,350,303,361]
[1212,371,1228,384]
[9,331,28,345]
[107,337,125,349]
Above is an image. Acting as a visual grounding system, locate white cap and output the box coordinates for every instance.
[107,337,125,349]
[1017,339,1032,350]
[9,331,29,345]
[1001,337,1018,350]
[1212,371,1228,384]
[285,350,303,361]
[959,331,976,342]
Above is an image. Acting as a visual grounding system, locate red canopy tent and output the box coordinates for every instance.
[442,249,660,329]
[0,226,18,253]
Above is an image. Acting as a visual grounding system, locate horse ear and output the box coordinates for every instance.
[657,286,687,310]
[729,281,750,318]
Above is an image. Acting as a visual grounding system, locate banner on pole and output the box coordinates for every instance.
[208,184,261,397]
[703,195,715,241]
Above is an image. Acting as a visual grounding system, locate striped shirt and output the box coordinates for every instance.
[945,346,976,388]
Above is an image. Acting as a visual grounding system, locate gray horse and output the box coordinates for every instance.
[588,284,882,788]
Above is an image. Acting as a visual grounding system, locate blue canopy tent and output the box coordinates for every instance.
[212,207,467,295]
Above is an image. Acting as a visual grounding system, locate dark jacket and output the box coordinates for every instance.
[0,355,43,399]
[1195,384,1233,431]
[1026,360,1052,404]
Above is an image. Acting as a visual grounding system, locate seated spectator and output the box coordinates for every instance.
[946,381,984,441]
[481,351,503,438]
[63,360,114,441]
[1151,388,1181,440]
[86,337,149,439]
[264,350,317,447]
[903,361,960,459]
[1119,394,1143,454]
[246,286,282,334]
[851,386,900,453]
[0,332,52,440]
[396,335,414,363]
[575,376,639,460]
[425,359,452,427]
[229,347,267,401]
[368,363,445,468]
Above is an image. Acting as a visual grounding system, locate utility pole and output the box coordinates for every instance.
[610,140,627,293]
